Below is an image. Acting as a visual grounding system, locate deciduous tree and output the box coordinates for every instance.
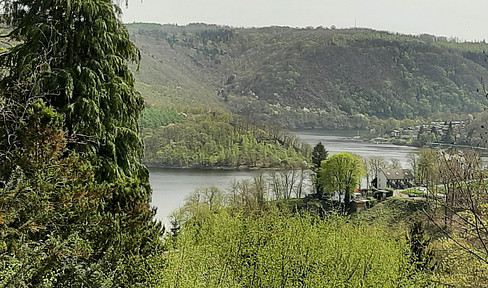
[318,152,365,213]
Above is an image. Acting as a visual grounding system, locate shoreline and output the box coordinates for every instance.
[144,163,305,171]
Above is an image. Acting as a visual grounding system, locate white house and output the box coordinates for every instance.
[377,168,414,189]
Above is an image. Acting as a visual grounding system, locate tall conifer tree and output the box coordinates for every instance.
[1,0,145,181]
[0,1,162,286]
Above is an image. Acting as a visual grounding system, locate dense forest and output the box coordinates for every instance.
[127,23,488,129]
[140,107,309,168]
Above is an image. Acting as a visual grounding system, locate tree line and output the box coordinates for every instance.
[141,109,310,168]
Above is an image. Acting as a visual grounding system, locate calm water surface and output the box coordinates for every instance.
[149,168,259,224]
[294,129,417,167]
[149,129,417,223]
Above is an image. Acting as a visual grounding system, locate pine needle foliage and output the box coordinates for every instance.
[0,0,144,183]
[0,0,154,227]
[0,1,163,286]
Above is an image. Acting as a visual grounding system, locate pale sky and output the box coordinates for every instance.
[122,0,488,42]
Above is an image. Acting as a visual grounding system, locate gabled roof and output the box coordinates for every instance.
[381,168,414,180]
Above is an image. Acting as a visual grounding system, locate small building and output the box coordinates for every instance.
[377,168,414,189]
[373,189,393,201]
[389,130,400,138]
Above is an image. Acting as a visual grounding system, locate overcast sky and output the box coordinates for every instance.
[122,0,488,42]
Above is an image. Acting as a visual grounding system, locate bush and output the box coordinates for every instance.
[158,209,431,287]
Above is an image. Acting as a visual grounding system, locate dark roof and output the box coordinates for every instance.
[374,190,393,196]
[381,168,414,180]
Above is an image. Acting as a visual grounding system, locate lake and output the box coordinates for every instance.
[149,167,260,224]
[293,129,417,168]
[149,129,417,224]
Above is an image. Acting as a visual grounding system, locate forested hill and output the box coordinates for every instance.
[127,22,488,128]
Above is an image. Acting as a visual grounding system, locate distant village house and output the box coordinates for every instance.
[376,168,414,189]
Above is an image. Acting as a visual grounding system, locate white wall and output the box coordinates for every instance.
[377,172,388,189]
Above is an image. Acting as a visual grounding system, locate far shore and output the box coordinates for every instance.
[144,163,306,171]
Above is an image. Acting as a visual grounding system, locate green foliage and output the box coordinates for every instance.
[0,101,163,287]
[139,106,184,127]
[355,197,428,226]
[407,221,436,271]
[311,142,328,195]
[158,209,430,287]
[0,2,163,286]
[0,98,64,179]
[311,141,328,169]
[318,152,365,213]
[142,110,309,168]
[0,0,145,183]
[416,148,439,187]
[441,122,454,144]
[1,153,108,287]
[402,188,424,196]
[318,152,365,195]
[432,237,488,287]
[127,23,488,129]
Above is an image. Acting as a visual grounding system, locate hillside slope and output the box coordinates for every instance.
[127,23,488,128]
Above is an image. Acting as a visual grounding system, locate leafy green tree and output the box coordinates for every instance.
[318,152,365,213]
[406,221,435,271]
[415,126,435,147]
[0,100,162,287]
[416,148,438,188]
[159,208,428,287]
[311,141,328,196]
